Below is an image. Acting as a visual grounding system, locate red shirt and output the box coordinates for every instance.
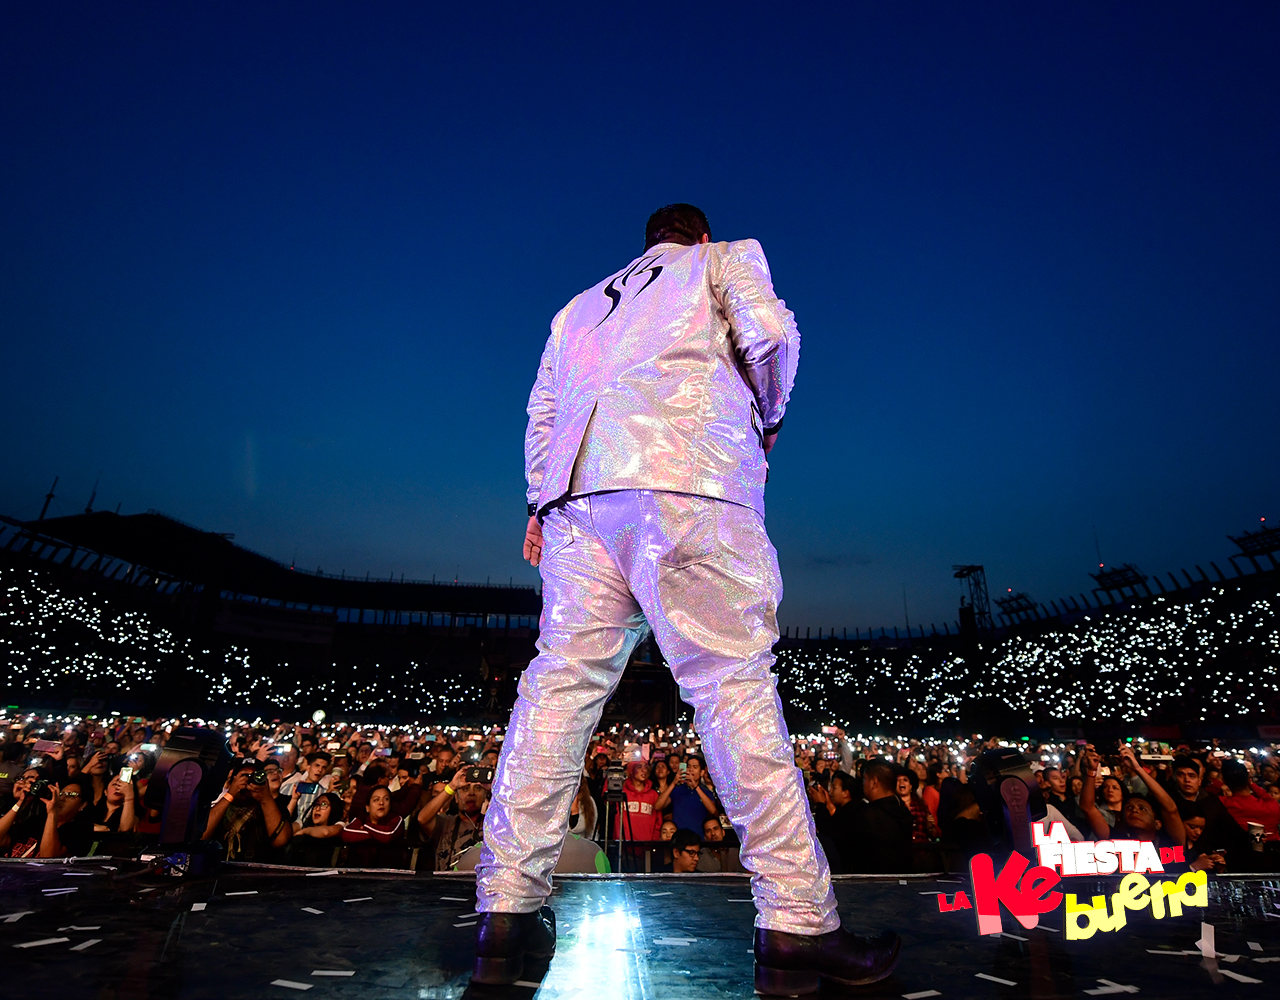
[614,783,662,841]
[1221,785,1280,841]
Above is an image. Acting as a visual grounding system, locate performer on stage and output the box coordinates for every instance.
[473,204,901,994]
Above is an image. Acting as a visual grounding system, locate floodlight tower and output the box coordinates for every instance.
[953,565,993,632]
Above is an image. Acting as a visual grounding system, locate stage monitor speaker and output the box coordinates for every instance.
[969,747,1047,854]
[142,726,232,874]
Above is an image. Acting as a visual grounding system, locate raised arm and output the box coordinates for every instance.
[1119,746,1185,845]
[1078,747,1111,840]
[717,239,800,438]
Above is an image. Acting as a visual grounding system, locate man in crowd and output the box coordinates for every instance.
[669,828,702,873]
[1220,759,1280,841]
[837,762,913,874]
[615,760,671,841]
[203,760,293,861]
[1169,755,1248,856]
[417,768,489,872]
[284,751,334,822]
[668,754,719,837]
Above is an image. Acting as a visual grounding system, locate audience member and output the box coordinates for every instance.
[341,786,406,867]
[203,760,293,861]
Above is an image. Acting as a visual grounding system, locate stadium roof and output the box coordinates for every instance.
[21,509,540,616]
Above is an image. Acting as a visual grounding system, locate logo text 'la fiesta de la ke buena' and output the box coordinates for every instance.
[934,822,1209,940]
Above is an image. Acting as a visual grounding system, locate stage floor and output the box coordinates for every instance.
[3,859,1278,998]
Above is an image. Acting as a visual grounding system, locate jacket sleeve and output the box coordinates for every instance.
[718,239,800,434]
[523,321,560,512]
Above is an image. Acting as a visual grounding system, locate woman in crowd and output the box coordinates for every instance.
[922,761,949,823]
[92,772,138,835]
[567,775,598,839]
[896,770,936,842]
[650,756,675,813]
[341,786,405,867]
[288,791,346,867]
[1079,745,1186,848]
[1095,774,1126,828]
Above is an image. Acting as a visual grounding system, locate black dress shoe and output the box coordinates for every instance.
[472,906,557,985]
[754,926,901,996]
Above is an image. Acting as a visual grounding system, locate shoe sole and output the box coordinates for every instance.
[754,938,901,995]
[473,954,524,986]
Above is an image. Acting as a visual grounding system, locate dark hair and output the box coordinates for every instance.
[671,829,702,854]
[862,762,895,792]
[361,762,389,786]
[303,792,345,828]
[306,751,332,765]
[686,754,707,770]
[829,770,856,797]
[1171,755,1200,774]
[1221,759,1250,792]
[702,815,722,833]
[644,203,711,250]
[925,761,947,787]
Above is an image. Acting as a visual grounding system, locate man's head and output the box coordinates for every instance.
[702,816,725,842]
[1122,795,1161,837]
[626,761,650,787]
[684,755,705,783]
[862,762,895,801]
[263,759,284,793]
[1222,759,1250,794]
[1045,767,1066,795]
[1172,756,1202,798]
[829,770,855,807]
[644,203,711,251]
[299,735,318,756]
[305,752,332,781]
[670,829,702,873]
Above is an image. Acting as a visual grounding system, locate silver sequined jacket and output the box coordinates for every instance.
[524,238,800,518]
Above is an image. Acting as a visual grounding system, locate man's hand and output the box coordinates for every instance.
[224,772,250,799]
[248,777,273,804]
[763,432,778,455]
[523,516,543,567]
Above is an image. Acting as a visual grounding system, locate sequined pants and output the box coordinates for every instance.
[475,490,840,934]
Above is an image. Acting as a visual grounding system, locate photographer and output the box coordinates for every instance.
[0,766,48,857]
[37,776,94,858]
[416,767,488,872]
[666,755,716,836]
[1079,746,1188,851]
[93,771,138,835]
[203,760,293,861]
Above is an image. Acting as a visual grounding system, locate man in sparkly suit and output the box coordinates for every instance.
[472,204,900,994]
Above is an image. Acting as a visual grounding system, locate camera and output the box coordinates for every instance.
[29,779,54,802]
[604,764,627,802]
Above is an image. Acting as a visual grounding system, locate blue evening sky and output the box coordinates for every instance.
[2,4,1276,632]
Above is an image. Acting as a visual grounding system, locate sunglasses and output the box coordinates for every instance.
[59,790,81,799]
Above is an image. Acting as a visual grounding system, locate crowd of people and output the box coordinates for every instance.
[2,709,1277,878]
[6,561,1278,735]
